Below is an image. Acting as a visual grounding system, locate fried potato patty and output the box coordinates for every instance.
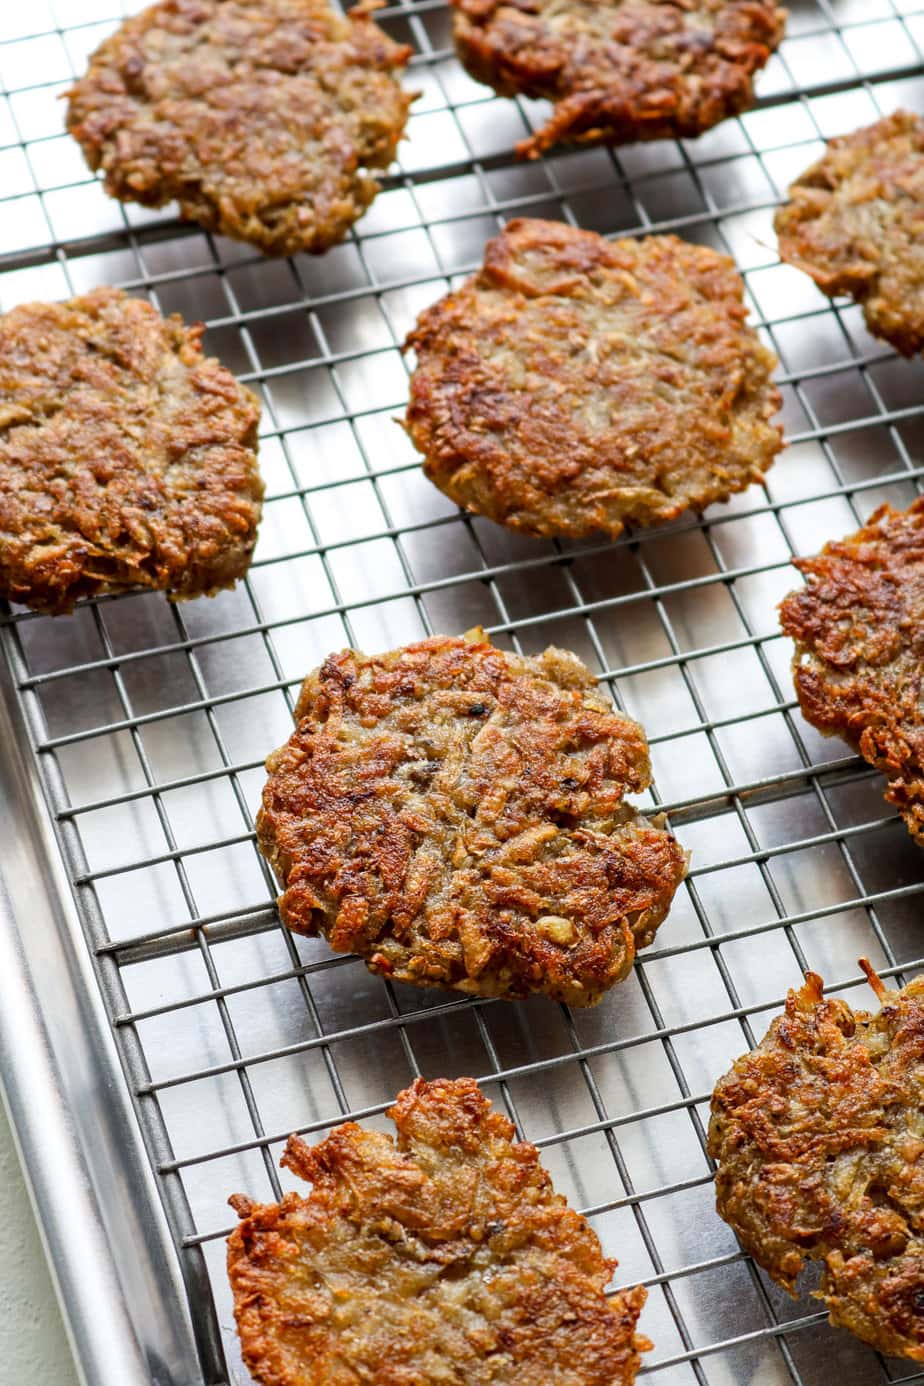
[451,0,785,158]
[0,287,262,614]
[66,0,413,257]
[779,498,924,846]
[404,219,783,540]
[228,1077,649,1384]
[709,964,924,1361]
[256,629,687,1004]
[775,110,924,356]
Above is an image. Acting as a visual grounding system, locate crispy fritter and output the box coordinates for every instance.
[66,0,414,257]
[404,219,783,540]
[0,287,262,615]
[451,0,785,158]
[256,628,687,1005]
[775,110,924,356]
[779,498,924,845]
[708,963,924,1361]
[228,1077,649,1385]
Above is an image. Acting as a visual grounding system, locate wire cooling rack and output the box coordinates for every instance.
[3,2,924,1383]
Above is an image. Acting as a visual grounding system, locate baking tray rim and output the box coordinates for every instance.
[0,641,206,1386]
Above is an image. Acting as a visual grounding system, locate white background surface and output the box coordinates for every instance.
[0,1100,79,1385]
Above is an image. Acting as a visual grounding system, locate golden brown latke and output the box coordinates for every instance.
[779,498,924,846]
[0,287,262,615]
[228,1077,650,1385]
[66,0,414,257]
[775,110,924,356]
[709,963,924,1361]
[451,0,785,158]
[404,219,783,540]
[256,628,687,1005]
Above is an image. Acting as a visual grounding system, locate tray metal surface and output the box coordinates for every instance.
[3,2,924,1383]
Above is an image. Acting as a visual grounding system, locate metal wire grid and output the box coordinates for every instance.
[3,1,924,1383]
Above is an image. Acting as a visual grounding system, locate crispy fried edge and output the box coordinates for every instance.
[402,219,783,540]
[774,110,924,357]
[708,961,924,1362]
[0,287,263,613]
[65,0,415,256]
[778,498,924,846]
[449,0,786,158]
[228,1077,651,1386]
[254,628,688,1004]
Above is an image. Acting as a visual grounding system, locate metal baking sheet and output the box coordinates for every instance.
[3,2,924,1384]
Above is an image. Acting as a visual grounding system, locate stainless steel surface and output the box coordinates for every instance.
[3,2,924,1384]
[0,641,204,1385]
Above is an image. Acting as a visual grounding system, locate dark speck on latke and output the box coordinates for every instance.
[256,629,687,1004]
